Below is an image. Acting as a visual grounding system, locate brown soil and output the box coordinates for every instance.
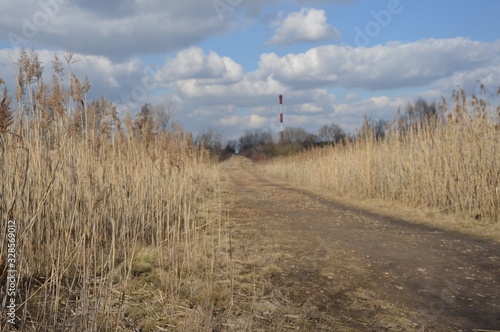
[220,156,500,331]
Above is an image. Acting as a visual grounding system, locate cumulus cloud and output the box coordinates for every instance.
[0,0,353,59]
[143,37,500,136]
[266,8,340,46]
[159,38,500,129]
[257,38,498,90]
[298,103,323,113]
[158,47,244,83]
[0,0,231,59]
[220,114,268,128]
[431,64,500,96]
[170,74,287,107]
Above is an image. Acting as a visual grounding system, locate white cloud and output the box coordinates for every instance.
[267,8,340,46]
[220,114,268,128]
[158,47,244,83]
[0,0,232,58]
[138,37,500,136]
[188,109,220,118]
[431,64,500,96]
[298,103,323,113]
[257,38,498,90]
[333,96,403,118]
[0,0,353,59]
[171,74,287,107]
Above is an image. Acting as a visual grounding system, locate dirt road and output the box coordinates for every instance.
[221,156,500,331]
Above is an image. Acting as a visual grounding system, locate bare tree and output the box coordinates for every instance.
[397,98,442,131]
[135,103,154,131]
[238,129,274,155]
[283,127,316,145]
[154,99,176,132]
[318,123,345,144]
[374,119,387,140]
[196,125,224,152]
[361,116,387,141]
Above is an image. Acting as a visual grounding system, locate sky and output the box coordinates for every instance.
[1,0,499,140]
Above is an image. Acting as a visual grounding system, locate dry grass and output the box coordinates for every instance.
[262,88,500,235]
[0,50,231,331]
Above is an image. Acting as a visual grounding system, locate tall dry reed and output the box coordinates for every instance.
[262,88,500,223]
[0,50,228,331]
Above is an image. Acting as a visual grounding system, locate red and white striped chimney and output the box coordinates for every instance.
[279,94,284,143]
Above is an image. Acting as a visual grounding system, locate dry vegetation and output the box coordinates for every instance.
[0,50,233,331]
[2,48,499,331]
[262,88,500,228]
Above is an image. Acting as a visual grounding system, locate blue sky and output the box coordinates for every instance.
[1,0,499,140]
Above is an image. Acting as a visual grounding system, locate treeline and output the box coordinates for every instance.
[198,123,351,160]
[198,96,445,161]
